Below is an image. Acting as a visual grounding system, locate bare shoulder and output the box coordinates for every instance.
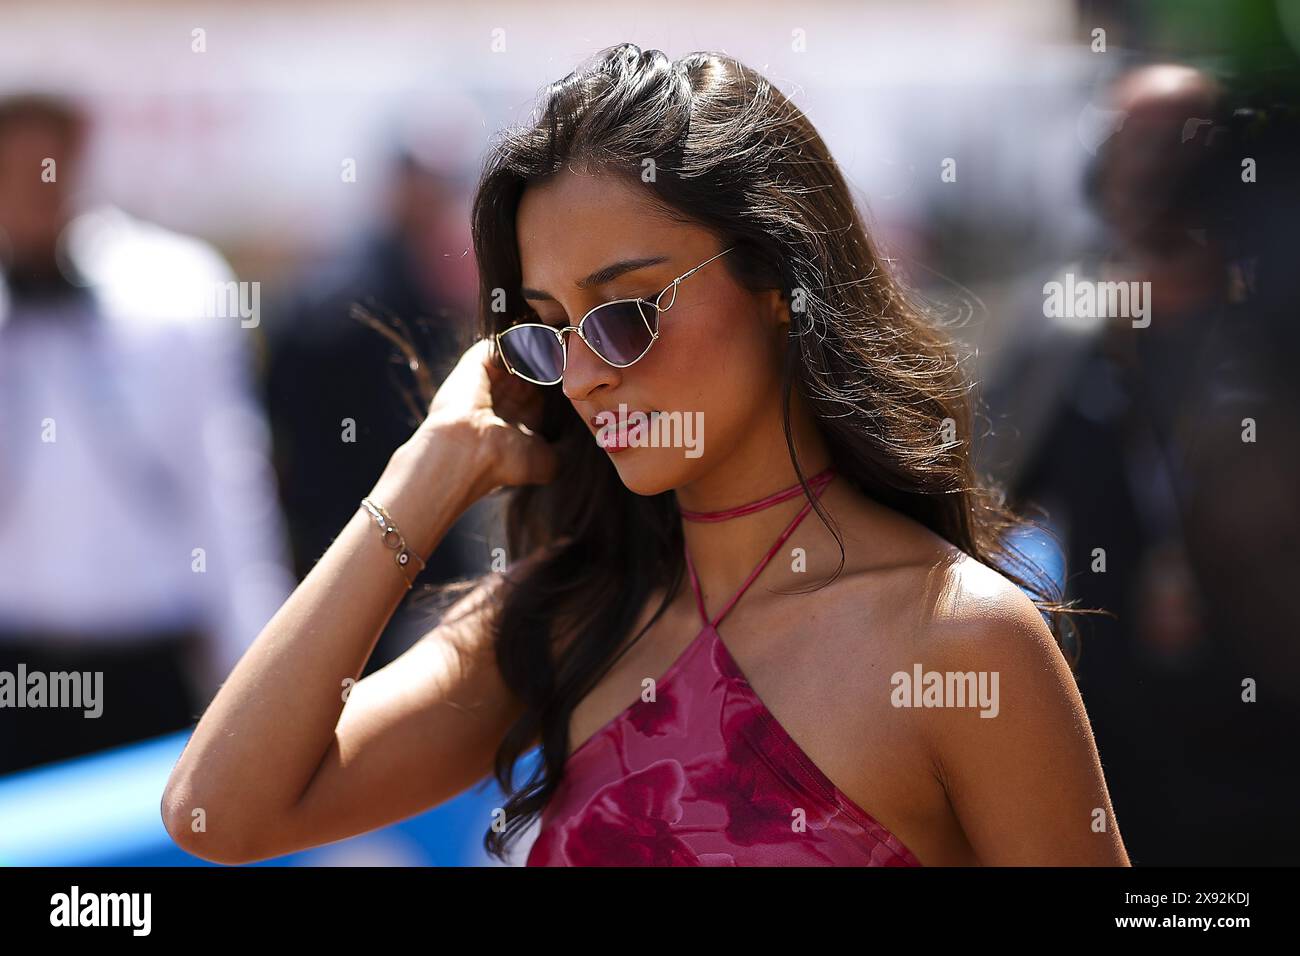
[870,538,1071,686]
[867,548,1124,864]
[810,488,1080,732]
[820,483,1066,668]
[773,487,1125,864]
[912,550,1060,648]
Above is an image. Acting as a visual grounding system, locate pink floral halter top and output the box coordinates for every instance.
[525,467,922,866]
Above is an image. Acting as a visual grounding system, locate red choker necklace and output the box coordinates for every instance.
[677,466,837,522]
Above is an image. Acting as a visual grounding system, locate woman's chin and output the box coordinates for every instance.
[607,448,694,497]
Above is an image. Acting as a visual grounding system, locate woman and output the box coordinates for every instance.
[162,44,1129,866]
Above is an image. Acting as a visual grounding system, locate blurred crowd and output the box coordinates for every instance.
[0,92,489,778]
[976,62,1300,864]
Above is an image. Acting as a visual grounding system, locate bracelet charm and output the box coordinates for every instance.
[360,497,427,589]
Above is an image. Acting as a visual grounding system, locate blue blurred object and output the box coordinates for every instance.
[0,729,536,866]
[1003,519,1068,601]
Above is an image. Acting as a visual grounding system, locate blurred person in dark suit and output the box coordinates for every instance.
[978,64,1300,863]
[0,94,295,774]
[262,124,489,672]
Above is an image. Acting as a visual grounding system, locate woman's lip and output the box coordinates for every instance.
[591,409,660,448]
[590,409,660,430]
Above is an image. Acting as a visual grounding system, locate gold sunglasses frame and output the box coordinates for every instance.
[493,245,737,385]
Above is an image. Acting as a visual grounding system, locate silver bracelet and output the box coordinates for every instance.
[359,497,427,589]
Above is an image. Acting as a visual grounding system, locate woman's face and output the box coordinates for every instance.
[515,168,788,496]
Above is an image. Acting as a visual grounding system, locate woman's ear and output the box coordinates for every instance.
[758,288,791,332]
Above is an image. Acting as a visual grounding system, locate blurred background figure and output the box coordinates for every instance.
[261,99,492,673]
[978,59,1300,863]
[0,93,295,775]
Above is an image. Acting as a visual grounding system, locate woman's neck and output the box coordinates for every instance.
[678,466,836,522]
[673,460,838,609]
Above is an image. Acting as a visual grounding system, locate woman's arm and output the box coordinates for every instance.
[918,566,1131,866]
[161,339,557,864]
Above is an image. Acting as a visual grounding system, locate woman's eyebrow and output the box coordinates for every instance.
[521,255,669,301]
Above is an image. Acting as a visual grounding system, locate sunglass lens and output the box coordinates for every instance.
[584,300,657,366]
[498,326,564,383]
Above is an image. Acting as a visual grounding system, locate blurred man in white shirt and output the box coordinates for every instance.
[0,94,295,774]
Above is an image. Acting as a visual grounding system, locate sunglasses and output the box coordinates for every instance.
[494,246,736,386]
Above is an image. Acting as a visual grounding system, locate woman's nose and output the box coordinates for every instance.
[560,327,620,400]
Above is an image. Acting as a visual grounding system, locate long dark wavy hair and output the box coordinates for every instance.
[368,43,1100,862]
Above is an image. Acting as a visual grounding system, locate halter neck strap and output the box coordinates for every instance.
[683,470,835,631]
[677,466,836,522]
